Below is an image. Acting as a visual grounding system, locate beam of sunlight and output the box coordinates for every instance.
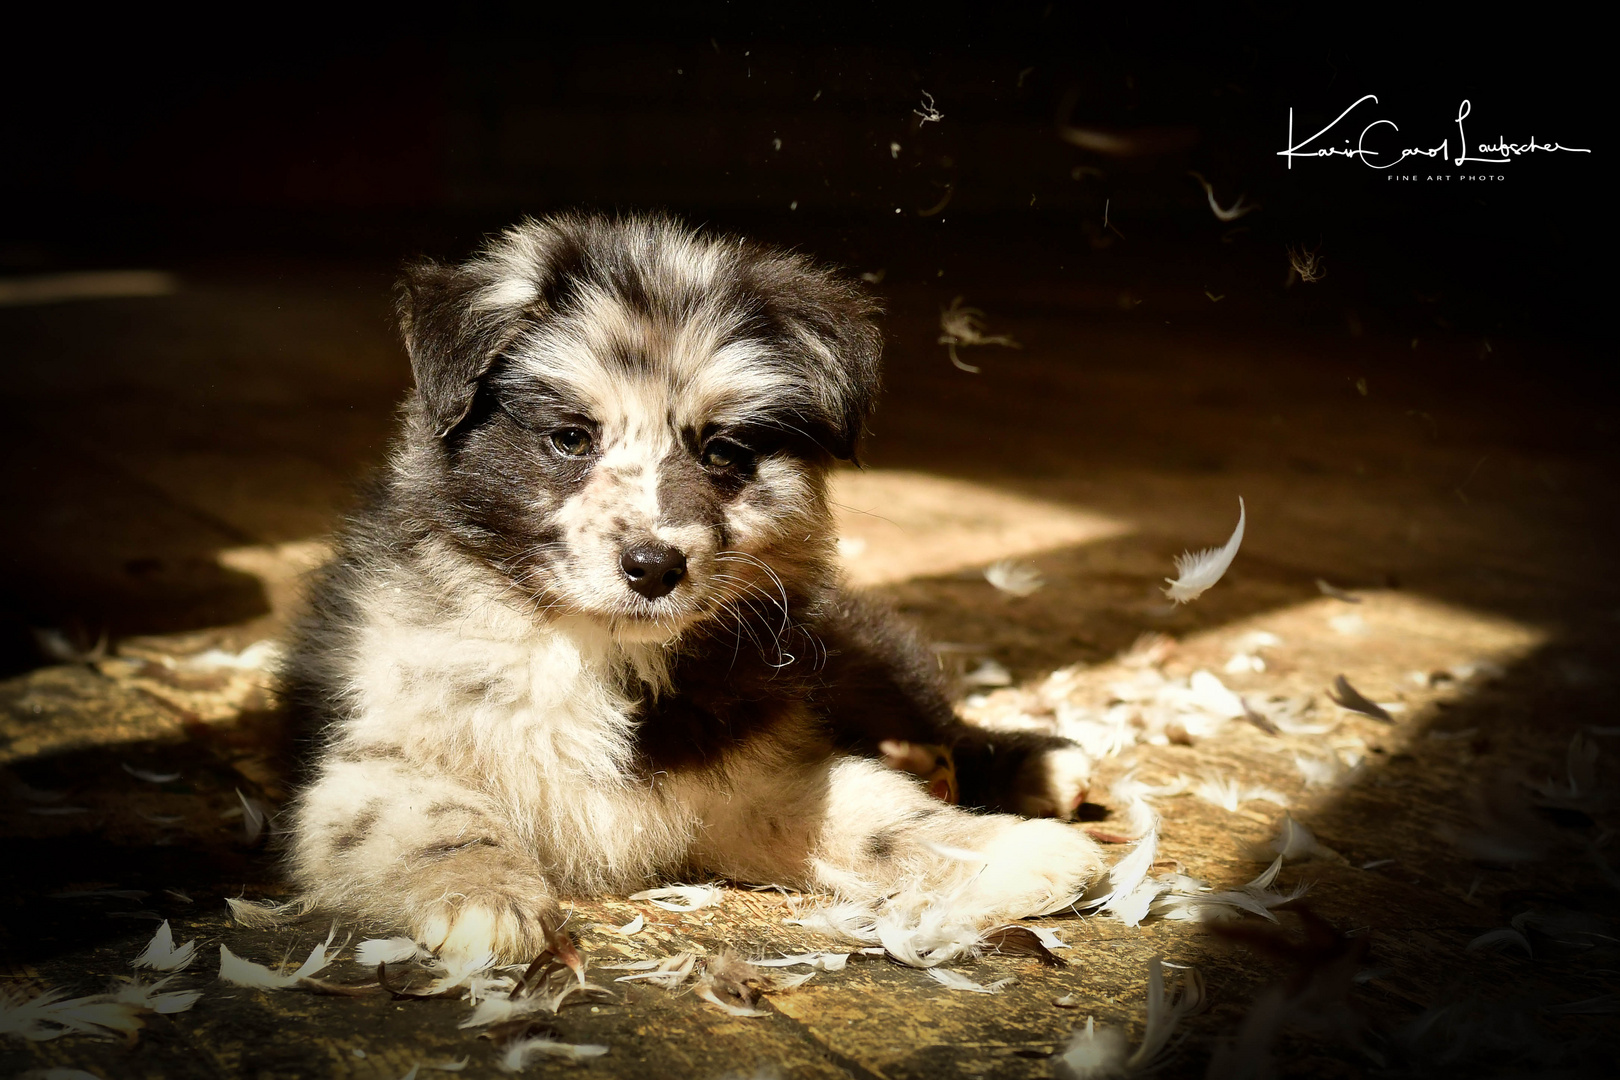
[830,468,1134,587]
[0,270,178,307]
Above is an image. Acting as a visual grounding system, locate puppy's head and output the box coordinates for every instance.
[393,213,880,640]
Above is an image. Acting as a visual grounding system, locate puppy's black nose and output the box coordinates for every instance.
[620,542,688,600]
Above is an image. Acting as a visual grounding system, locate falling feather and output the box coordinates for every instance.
[236,790,271,843]
[1327,675,1394,722]
[1163,498,1245,603]
[1315,578,1362,603]
[1055,1016,1129,1079]
[615,914,644,935]
[1529,732,1601,807]
[132,920,196,971]
[938,296,1020,373]
[927,968,1015,994]
[628,884,724,911]
[1126,958,1206,1070]
[1056,957,1205,1077]
[985,560,1044,597]
[1189,172,1257,221]
[120,763,181,784]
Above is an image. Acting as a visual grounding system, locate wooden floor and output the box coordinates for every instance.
[2,243,1615,1078]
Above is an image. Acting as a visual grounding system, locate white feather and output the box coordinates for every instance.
[235,789,271,843]
[750,952,849,971]
[0,987,146,1041]
[1056,958,1203,1078]
[225,896,305,929]
[1150,856,1309,924]
[693,983,770,1017]
[1055,1016,1130,1079]
[613,953,696,989]
[927,968,1015,994]
[216,929,335,989]
[1126,957,1205,1070]
[121,763,181,784]
[112,975,201,1014]
[628,884,724,911]
[874,907,987,968]
[132,920,196,971]
[178,640,283,672]
[418,952,499,995]
[1027,926,1070,950]
[985,560,1045,597]
[1466,928,1532,957]
[1193,774,1288,813]
[1079,830,1166,927]
[217,945,294,989]
[1163,498,1245,603]
[1269,814,1331,862]
[354,937,425,966]
[499,1037,609,1070]
[616,914,645,935]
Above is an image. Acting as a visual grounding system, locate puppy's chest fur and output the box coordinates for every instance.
[311,552,832,888]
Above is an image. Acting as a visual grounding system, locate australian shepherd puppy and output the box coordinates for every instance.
[283,213,1102,960]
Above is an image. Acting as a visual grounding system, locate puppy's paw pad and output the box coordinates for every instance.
[1012,745,1093,820]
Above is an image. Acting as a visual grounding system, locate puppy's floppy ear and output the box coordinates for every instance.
[750,257,884,463]
[806,287,884,463]
[396,259,517,439]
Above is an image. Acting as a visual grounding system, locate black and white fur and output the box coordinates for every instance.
[283,213,1100,960]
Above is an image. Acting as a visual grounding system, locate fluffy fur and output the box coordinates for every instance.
[283,212,1102,960]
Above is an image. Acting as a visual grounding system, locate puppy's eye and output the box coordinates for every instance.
[701,439,750,470]
[549,428,593,456]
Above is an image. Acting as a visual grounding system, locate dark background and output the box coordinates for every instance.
[1,5,1604,342]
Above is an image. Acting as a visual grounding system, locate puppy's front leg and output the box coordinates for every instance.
[811,757,1106,920]
[695,754,1104,922]
[288,750,558,961]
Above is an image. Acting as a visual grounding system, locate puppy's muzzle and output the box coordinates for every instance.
[620,541,688,600]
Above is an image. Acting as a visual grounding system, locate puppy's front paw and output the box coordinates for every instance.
[416,892,557,963]
[1009,745,1093,820]
[955,818,1104,919]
